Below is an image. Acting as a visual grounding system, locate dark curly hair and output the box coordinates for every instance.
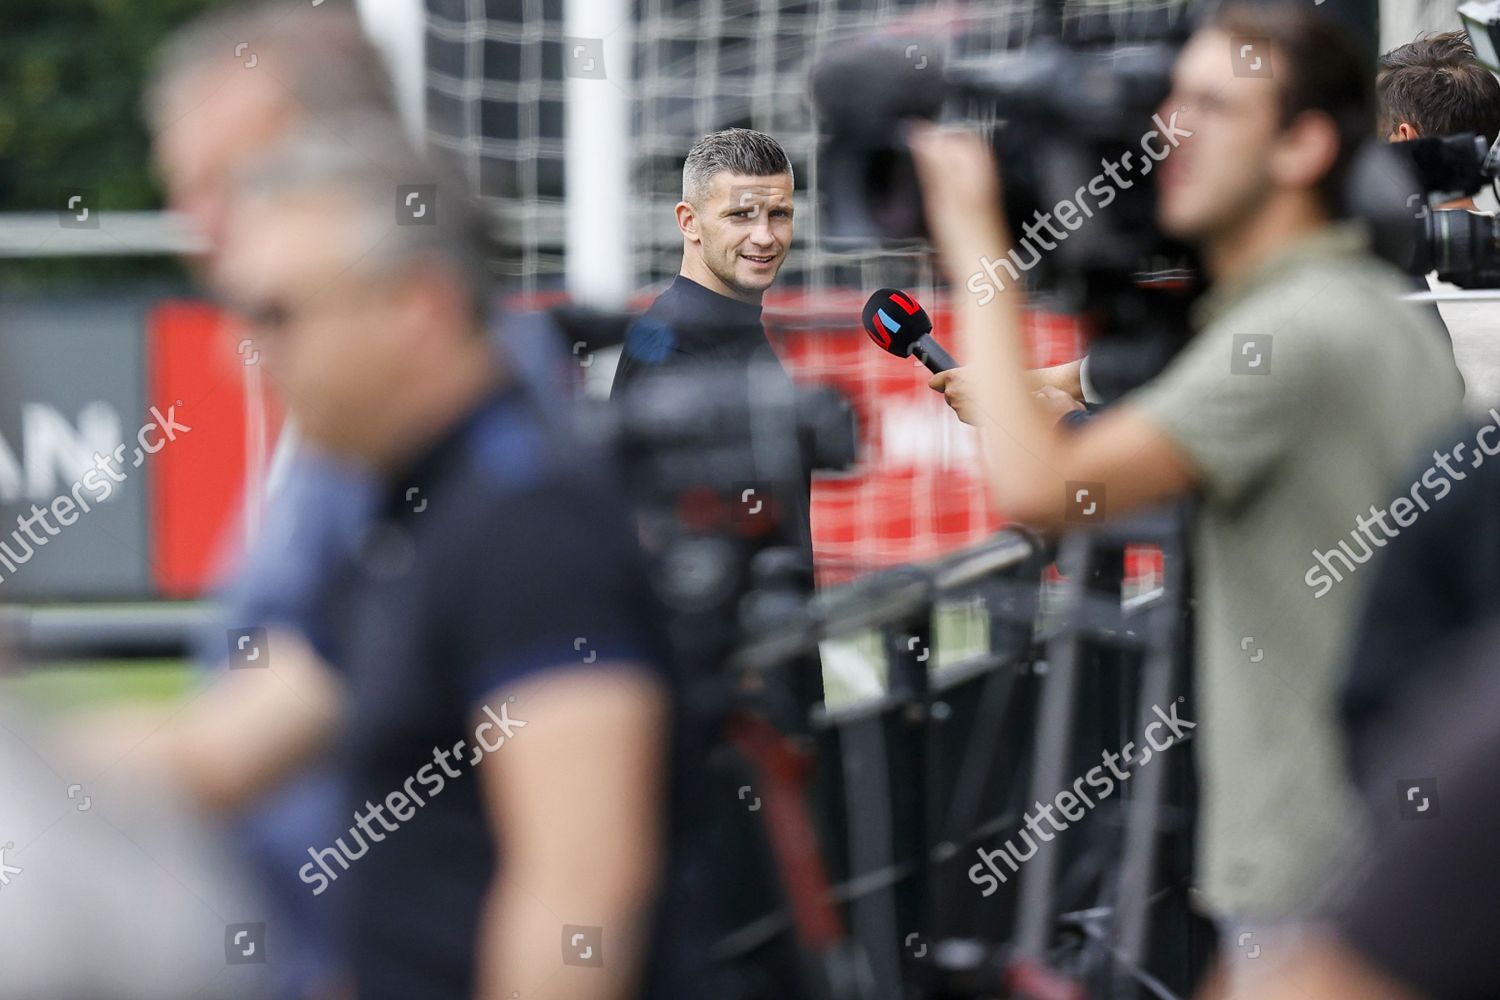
[1378,31,1500,145]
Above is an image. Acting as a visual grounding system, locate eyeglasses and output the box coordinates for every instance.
[235,297,295,332]
[225,277,372,334]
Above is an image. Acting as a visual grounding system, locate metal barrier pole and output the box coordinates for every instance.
[1014,531,1092,960]
[1111,536,1187,987]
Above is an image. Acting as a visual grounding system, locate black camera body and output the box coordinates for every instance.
[810,22,1187,270]
[579,360,859,998]
[1399,132,1500,288]
[1382,5,1500,289]
[583,357,857,708]
[957,37,1186,287]
[810,13,1200,400]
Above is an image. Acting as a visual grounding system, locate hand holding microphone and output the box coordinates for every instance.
[862,287,1086,428]
[863,287,986,423]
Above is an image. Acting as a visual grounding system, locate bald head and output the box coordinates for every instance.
[147,0,398,259]
[145,0,395,133]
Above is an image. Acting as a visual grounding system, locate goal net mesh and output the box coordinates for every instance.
[422,0,1182,586]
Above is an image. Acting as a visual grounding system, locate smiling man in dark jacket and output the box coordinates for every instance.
[611,128,795,393]
[611,128,822,711]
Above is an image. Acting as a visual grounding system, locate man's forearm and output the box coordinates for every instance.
[1194,933,1422,1000]
[948,226,1078,520]
[78,630,343,814]
[909,124,1195,526]
[476,872,658,1000]
[1028,358,1085,401]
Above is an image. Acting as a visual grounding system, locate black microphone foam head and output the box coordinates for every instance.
[861,287,932,358]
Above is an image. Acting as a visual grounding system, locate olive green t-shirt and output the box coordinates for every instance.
[1126,223,1464,918]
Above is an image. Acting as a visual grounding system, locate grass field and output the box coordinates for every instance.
[0,596,992,714]
[1,660,192,712]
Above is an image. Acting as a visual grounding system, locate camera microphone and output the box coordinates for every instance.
[861,288,958,374]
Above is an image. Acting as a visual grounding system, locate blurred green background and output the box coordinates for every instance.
[0,0,220,286]
[5,660,191,709]
[0,2,226,697]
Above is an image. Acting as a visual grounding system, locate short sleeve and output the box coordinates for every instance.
[446,476,664,708]
[212,451,377,667]
[1126,316,1325,505]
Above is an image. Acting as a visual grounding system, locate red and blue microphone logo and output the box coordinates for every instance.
[861,287,931,356]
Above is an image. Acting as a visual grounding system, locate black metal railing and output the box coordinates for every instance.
[724,514,1205,1000]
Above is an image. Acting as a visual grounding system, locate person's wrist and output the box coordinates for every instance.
[953,223,1008,264]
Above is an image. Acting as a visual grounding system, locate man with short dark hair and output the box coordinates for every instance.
[1379,30,1500,413]
[913,2,1462,989]
[1379,31,1500,153]
[611,127,795,392]
[972,32,1500,423]
[611,126,822,712]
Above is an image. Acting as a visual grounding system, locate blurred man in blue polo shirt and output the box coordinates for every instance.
[146,5,574,994]
[142,130,672,999]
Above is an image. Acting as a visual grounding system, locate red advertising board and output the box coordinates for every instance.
[147,301,280,597]
[140,292,1162,599]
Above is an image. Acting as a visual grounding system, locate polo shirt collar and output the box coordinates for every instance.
[383,378,521,515]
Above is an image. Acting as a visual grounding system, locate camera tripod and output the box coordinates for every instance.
[720,507,1205,1000]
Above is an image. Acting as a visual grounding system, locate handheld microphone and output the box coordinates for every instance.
[860,288,957,373]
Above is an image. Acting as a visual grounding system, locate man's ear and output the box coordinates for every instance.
[675,200,700,243]
[1272,108,1340,192]
[1393,121,1420,142]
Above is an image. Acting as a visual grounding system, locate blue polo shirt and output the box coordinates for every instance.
[329,380,664,999]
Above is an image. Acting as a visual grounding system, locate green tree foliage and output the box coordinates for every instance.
[0,0,223,285]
